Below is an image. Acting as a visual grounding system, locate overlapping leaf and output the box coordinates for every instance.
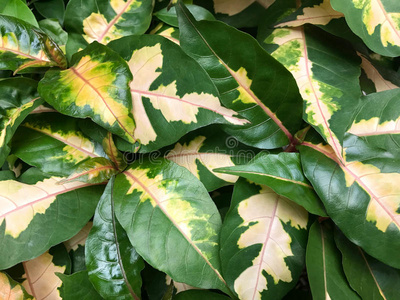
[0,169,103,269]
[113,158,229,292]
[102,131,127,171]
[151,23,180,44]
[58,271,102,300]
[220,179,308,300]
[177,3,304,149]
[1,0,39,27]
[331,0,400,57]
[154,4,215,27]
[64,222,92,273]
[38,42,137,144]
[0,272,33,300]
[108,34,247,152]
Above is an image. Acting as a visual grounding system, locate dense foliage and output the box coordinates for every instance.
[0,0,400,299]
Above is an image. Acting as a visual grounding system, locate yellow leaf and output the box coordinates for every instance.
[213,0,275,16]
[0,272,32,300]
[64,222,93,252]
[348,116,400,136]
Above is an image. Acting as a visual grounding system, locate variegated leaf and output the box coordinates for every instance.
[306,221,360,300]
[154,4,215,27]
[213,0,275,16]
[0,272,33,300]
[215,152,326,215]
[108,34,247,152]
[102,132,127,171]
[331,0,400,57]
[165,275,200,294]
[38,42,137,144]
[150,23,180,44]
[12,113,105,177]
[0,14,66,73]
[262,25,361,157]
[0,78,42,167]
[277,0,343,27]
[177,3,304,149]
[64,0,154,58]
[220,179,308,300]
[113,158,229,292]
[0,169,103,269]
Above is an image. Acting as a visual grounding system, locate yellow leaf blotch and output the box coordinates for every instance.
[277,0,343,27]
[0,178,91,238]
[0,273,29,300]
[64,222,93,252]
[166,136,238,182]
[83,0,140,44]
[355,0,400,47]
[165,275,199,293]
[348,116,400,136]
[214,0,275,16]
[234,186,308,300]
[128,44,246,145]
[154,27,180,45]
[22,252,65,300]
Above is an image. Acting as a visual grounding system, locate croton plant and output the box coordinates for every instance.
[0,0,399,299]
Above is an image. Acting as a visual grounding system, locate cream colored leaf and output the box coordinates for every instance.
[348,116,400,136]
[213,0,275,16]
[64,222,93,252]
[165,275,200,293]
[0,272,33,300]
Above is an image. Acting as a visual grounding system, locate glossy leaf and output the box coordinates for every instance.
[102,132,127,171]
[154,4,215,27]
[173,290,230,300]
[86,177,144,299]
[151,23,180,44]
[0,14,66,73]
[58,271,102,300]
[0,272,33,300]
[335,229,400,300]
[64,222,92,273]
[0,78,42,167]
[12,113,105,177]
[331,0,400,57]
[177,2,303,149]
[113,158,228,292]
[34,0,65,25]
[220,179,308,300]
[216,152,326,216]
[64,0,154,57]
[108,34,247,152]
[1,0,39,27]
[39,19,68,49]
[306,221,360,300]
[38,42,137,144]
[0,170,103,269]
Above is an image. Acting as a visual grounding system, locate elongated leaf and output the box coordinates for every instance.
[0,78,42,167]
[220,179,308,299]
[39,19,68,49]
[331,0,400,57]
[177,3,303,149]
[58,271,102,300]
[306,221,360,300]
[108,34,247,152]
[113,158,228,292]
[155,4,215,27]
[38,42,137,144]
[262,24,361,156]
[64,0,154,58]
[216,152,326,216]
[102,132,127,171]
[300,133,400,268]
[277,0,343,27]
[0,272,33,300]
[0,15,66,72]
[335,229,400,300]
[86,177,144,299]
[12,113,105,177]
[151,23,180,44]
[1,0,39,27]
[0,171,103,269]
[164,127,256,191]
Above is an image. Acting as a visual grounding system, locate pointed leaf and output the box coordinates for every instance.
[1,0,39,27]
[108,34,247,152]
[12,113,105,177]
[0,171,104,269]
[0,272,34,300]
[151,23,180,44]
[38,19,68,49]
[0,78,42,167]
[113,158,229,292]
[38,42,137,144]
[102,132,127,171]
[86,177,144,299]
[331,0,400,57]
[154,4,215,27]
[176,2,303,149]
[216,152,326,216]
[306,221,360,300]
[58,271,102,300]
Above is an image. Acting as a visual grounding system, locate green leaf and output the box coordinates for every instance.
[335,229,400,300]
[113,158,229,292]
[86,177,144,300]
[220,179,309,299]
[154,4,215,27]
[102,132,127,171]
[58,271,103,300]
[1,0,39,27]
[331,0,400,57]
[0,170,104,269]
[64,0,154,58]
[215,152,327,216]
[34,0,65,25]
[173,290,230,300]
[0,272,34,299]
[38,42,137,144]
[176,2,304,149]
[39,19,68,48]
[306,221,360,300]
[150,23,180,44]
[12,113,105,177]
[108,34,247,152]
[0,14,67,73]
[0,78,42,167]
